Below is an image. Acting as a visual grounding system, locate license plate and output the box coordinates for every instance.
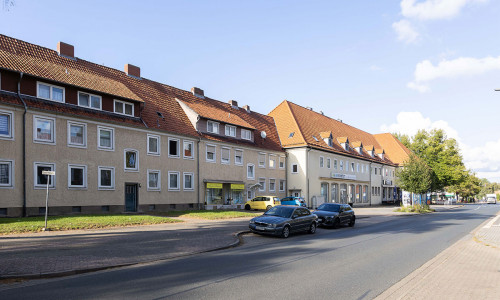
[318,218,323,222]
[256,226,266,230]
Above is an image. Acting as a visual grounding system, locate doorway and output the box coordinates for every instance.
[125,183,138,212]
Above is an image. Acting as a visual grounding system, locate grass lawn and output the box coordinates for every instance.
[153,210,262,220]
[0,214,181,235]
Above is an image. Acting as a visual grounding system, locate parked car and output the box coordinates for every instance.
[249,205,318,238]
[244,196,281,211]
[314,203,355,228]
[279,196,307,207]
[486,194,497,204]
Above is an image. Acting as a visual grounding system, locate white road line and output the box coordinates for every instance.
[483,215,500,229]
[474,206,482,211]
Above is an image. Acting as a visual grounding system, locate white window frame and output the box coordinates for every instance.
[225,125,236,137]
[113,99,134,117]
[234,149,243,166]
[247,163,255,179]
[0,109,14,140]
[147,134,161,156]
[340,160,344,171]
[183,140,194,159]
[97,126,114,151]
[168,137,180,158]
[98,166,115,190]
[77,91,102,110]
[279,156,285,169]
[34,162,56,189]
[124,149,139,172]
[68,164,87,189]
[0,159,14,188]
[207,120,219,134]
[183,172,194,191]
[357,163,360,173]
[206,144,216,163]
[259,177,266,192]
[327,158,331,169]
[269,178,276,192]
[241,129,251,140]
[221,147,230,165]
[33,115,56,145]
[279,179,286,192]
[292,164,298,174]
[319,156,324,168]
[168,171,180,191]
[334,159,338,170]
[269,155,277,169]
[258,152,266,168]
[37,81,65,103]
[67,121,87,148]
[147,169,161,191]
[351,162,355,172]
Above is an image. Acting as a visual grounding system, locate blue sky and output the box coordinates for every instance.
[2,0,500,181]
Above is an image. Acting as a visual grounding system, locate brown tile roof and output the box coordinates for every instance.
[373,133,412,165]
[337,137,348,144]
[319,131,332,139]
[364,145,375,151]
[351,141,362,148]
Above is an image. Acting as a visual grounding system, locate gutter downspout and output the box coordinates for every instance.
[196,137,201,210]
[139,102,148,128]
[306,147,311,208]
[17,72,27,217]
[369,162,372,207]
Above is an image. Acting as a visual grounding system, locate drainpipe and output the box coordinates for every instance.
[17,72,27,217]
[306,147,311,208]
[285,151,288,196]
[196,137,201,210]
[369,162,372,207]
[139,102,148,128]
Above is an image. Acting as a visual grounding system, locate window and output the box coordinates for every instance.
[114,100,134,116]
[207,120,219,134]
[319,156,324,168]
[0,160,13,188]
[34,162,55,188]
[235,149,243,165]
[259,178,266,192]
[78,92,101,110]
[375,168,377,175]
[221,147,230,164]
[292,164,298,173]
[0,110,14,140]
[340,160,344,171]
[98,166,114,190]
[279,157,285,169]
[33,116,55,144]
[97,126,114,150]
[241,129,251,140]
[206,144,216,162]
[183,141,194,159]
[351,162,355,172]
[269,155,276,169]
[184,172,194,190]
[225,125,236,137]
[269,178,276,192]
[147,134,160,155]
[67,121,86,148]
[279,179,286,192]
[37,82,64,103]
[168,138,179,158]
[247,163,255,179]
[258,153,266,168]
[356,163,359,173]
[124,149,139,171]
[68,164,87,188]
[168,171,180,191]
[334,159,338,170]
[147,170,161,191]
[327,158,331,169]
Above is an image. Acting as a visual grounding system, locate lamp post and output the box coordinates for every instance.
[41,170,55,231]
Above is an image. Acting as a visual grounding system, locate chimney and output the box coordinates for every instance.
[125,64,141,78]
[57,42,74,59]
[191,87,205,99]
[228,100,238,107]
[242,105,250,112]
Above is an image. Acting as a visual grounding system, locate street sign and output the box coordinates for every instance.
[42,170,55,176]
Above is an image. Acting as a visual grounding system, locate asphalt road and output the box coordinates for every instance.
[1,204,499,300]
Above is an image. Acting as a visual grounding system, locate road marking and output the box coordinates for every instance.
[483,215,500,229]
[473,206,482,211]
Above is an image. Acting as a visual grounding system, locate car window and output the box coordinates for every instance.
[265,206,294,218]
[292,209,300,218]
[299,208,310,216]
[317,204,340,212]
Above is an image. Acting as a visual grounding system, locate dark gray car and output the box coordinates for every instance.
[314,203,355,228]
[249,205,318,238]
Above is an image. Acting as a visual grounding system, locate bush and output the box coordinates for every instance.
[395,204,435,213]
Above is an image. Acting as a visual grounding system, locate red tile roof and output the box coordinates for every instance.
[373,133,412,165]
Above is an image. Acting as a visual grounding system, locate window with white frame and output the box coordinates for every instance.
[0,160,13,188]
[37,82,64,103]
[259,177,266,192]
[319,156,324,168]
[207,120,219,134]
[206,144,216,162]
[258,153,266,168]
[351,162,355,172]
[147,134,160,155]
[0,110,14,140]
[356,163,359,172]
[147,170,161,191]
[334,159,338,170]
[269,155,276,169]
[124,149,139,171]
[78,91,101,110]
[225,125,236,137]
[269,178,276,192]
[247,163,255,179]
[183,141,194,159]
[279,157,285,169]
[97,126,114,150]
[292,164,298,174]
[241,129,251,140]
[184,172,194,190]
[340,160,344,171]
[168,138,179,158]
[114,100,134,116]
[68,164,87,188]
[221,147,230,164]
[34,162,55,188]
[34,116,55,144]
[279,179,286,192]
[67,121,86,148]
[98,166,114,190]
[168,171,180,191]
[234,149,243,165]
[327,158,331,169]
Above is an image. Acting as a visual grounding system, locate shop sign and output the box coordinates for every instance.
[206,182,223,189]
[231,184,245,190]
[331,173,357,180]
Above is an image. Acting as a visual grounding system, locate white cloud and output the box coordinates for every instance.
[400,0,487,21]
[392,19,420,44]
[407,56,500,92]
[369,65,382,71]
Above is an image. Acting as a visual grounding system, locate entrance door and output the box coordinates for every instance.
[125,183,138,212]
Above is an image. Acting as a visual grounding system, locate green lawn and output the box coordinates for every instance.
[153,210,262,220]
[0,214,181,235]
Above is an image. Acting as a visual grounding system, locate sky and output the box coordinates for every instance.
[1,0,500,182]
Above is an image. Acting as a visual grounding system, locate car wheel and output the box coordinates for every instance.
[245,204,251,210]
[281,226,290,238]
[266,205,272,211]
[349,216,356,227]
[333,218,341,229]
[308,222,316,234]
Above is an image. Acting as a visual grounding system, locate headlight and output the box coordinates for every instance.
[268,223,277,228]
[250,220,255,224]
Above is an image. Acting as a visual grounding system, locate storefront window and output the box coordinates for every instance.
[320,183,328,202]
[331,183,338,203]
[356,185,362,203]
[363,185,368,203]
[205,182,223,205]
[340,184,347,204]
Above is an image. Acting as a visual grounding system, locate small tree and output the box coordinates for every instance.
[396,153,432,199]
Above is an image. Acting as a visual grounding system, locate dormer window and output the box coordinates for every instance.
[289,132,295,138]
[78,92,102,110]
[225,125,236,137]
[207,120,219,134]
[352,142,363,154]
[241,129,252,140]
[37,82,65,103]
[337,137,349,151]
[320,132,333,147]
[114,100,134,116]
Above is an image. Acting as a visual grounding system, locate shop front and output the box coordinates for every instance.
[204,181,245,210]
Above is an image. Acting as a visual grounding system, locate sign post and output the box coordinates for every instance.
[42,170,55,231]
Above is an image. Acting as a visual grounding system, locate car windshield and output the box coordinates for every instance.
[264,206,294,218]
[317,204,340,212]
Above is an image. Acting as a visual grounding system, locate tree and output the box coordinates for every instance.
[396,154,432,195]
[453,172,481,202]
